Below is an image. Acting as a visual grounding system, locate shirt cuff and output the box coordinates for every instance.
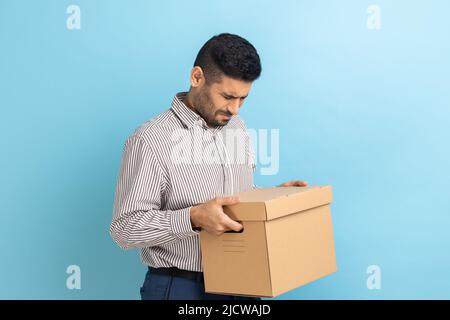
[170,207,200,238]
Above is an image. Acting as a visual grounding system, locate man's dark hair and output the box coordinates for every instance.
[194,33,262,84]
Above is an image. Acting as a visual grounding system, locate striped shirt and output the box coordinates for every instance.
[110,92,257,272]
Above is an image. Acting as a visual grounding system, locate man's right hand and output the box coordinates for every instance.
[190,196,243,236]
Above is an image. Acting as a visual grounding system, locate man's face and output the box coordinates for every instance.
[193,76,252,127]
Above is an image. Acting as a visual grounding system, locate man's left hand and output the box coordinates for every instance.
[278,180,308,187]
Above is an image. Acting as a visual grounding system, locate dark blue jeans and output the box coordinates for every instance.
[140,268,262,300]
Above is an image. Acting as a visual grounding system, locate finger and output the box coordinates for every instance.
[215,196,240,206]
[285,180,308,186]
[222,216,244,232]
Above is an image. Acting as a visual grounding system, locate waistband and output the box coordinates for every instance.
[149,266,204,283]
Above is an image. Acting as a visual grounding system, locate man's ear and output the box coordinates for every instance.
[190,66,205,88]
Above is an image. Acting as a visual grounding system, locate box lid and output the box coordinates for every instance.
[223,185,333,221]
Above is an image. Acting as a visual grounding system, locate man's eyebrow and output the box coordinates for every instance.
[222,92,248,99]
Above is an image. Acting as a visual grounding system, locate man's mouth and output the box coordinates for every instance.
[218,112,232,121]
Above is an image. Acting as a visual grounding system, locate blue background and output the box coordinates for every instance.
[1,0,449,299]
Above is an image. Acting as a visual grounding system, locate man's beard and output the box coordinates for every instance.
[193,88,230,127]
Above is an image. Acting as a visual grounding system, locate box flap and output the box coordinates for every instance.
[265,185,333,220]
[223,185,333,221]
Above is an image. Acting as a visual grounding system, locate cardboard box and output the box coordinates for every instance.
[199,185,337,298]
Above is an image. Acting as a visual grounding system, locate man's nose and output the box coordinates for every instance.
[228,100,241,115]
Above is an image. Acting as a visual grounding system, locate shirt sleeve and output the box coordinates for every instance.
[110,135,199,250]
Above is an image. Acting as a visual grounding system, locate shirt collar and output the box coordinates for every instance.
[171,92,201,129]
[170,92,227,134]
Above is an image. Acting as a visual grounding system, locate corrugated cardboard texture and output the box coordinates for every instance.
[223,186,333,221]
[265,204,337,296]
[200,185,337,297]
[200,221,272,297]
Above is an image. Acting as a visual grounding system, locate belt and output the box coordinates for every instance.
[149,267,204,282]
